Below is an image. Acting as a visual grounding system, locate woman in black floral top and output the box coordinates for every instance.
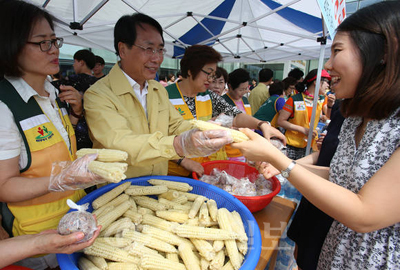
[232,2,400,269]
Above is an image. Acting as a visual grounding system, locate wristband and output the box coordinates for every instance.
[69,107,84,118]
[257,121,270,130]
[177,158,184,166]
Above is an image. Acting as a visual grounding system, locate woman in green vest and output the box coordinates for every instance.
[0,1,100,268]
[222,68,252,162]
[166,45,285,177]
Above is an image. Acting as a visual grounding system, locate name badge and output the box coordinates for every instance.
[294,101,306,111]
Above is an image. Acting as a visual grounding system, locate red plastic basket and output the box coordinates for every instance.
[192,160,281,212]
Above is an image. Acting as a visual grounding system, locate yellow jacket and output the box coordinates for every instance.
[84,64,192,178]
[248,83,270,114]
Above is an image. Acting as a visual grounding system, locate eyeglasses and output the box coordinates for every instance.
[201,69,216,80]
[133,44,166,56]
[26,38,63,52]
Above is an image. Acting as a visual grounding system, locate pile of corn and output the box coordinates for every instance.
[76,148,129,183]
[79,179,249,270]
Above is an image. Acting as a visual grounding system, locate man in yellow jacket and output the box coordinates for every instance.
[248,68,274,114]
[84,13,230,178]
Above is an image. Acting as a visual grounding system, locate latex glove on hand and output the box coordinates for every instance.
[49,154,105,192]
[174,129,232,158]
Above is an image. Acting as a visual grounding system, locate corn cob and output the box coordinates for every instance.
[93,205,115,219]
[166,252,180,262]
[85,255,108,270]
[159,190,180,200]
[100,194,129,210]
[213,240,224,252]
[190,238,216,261]
[83,241,139,263]
[155,210,189,223]
[92,182,131,209]
[179,243,201,270]
[125,185,168,196]
[95,237,132,248]
[231,211,247,243]
[122,230,177,253]
[100,217,134,237]
[141,225,194,250]
[88,161,127,183]
[207,199,218,222]
[76,148,128,162]
[137,206,155,216]
[236,240,248,256]
[78,256,101,270]
[142,214,177,232]
[128,197,137,212]
[189,197,207,219]
[148,179,193,192]
[217,208,241,270]
[174,225,241,241]
[190,119,249,142]
[97,200,131,232]
[198,202,210,224]
[158,198,191,211]
[177,191,206,202]
[128,242,162,257]
[209,249,225,270]
[133,196,167,211]
[107,262,139,270]
[199,219,219,228]
[172,194,188,205]
[140,253,186,270]
[123,209,143,224]
[200,257,210,270]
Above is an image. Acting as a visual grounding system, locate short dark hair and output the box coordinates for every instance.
[114,13,164,56]
[269,81,284,96]
[74,49,96,70]
[0,0,54,77]
[258,68,273,82]
[282,77,297,90]
[95,55,105,65]
[228,68,250,90]
[337,1,400,119]
[215,67,228,83]
[288,68,304,81]
[180,45,222,79]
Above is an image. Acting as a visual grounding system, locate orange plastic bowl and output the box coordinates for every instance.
[192,160,281,212]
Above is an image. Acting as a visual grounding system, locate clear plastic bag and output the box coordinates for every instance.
[199,169,273,196]
[213,114,234,128]
[49,153,106,192]
[57,199,97,243]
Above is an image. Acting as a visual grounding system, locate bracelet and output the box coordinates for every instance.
[69,107,84,118]
[327,106,333,109]
[177,158,184,166]
[257,121,270,130]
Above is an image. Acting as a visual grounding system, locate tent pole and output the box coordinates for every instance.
[305,16,327,156]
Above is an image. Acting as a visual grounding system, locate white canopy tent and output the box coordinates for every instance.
[28,0,332,63]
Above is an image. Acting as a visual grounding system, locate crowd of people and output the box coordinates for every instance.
[0,0,399,269]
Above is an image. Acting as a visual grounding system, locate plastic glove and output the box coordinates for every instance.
[176,129,233,158]
[49,154,106,192]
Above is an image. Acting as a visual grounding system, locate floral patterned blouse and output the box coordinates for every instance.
[318,108,400,269]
